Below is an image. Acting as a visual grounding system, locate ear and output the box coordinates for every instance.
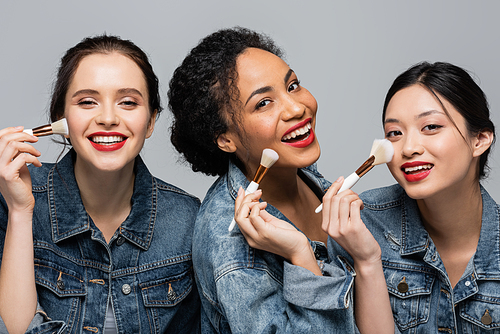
[145,109,157,139]
[216,132,238,153]
[472,129,494,157]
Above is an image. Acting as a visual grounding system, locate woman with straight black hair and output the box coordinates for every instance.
[325,61,497,333]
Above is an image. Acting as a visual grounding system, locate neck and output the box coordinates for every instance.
[417,182,483,246]
[252,166,326,243]
[74,157,136,241]
[256,167,301,204]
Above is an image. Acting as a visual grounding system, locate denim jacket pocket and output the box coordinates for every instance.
[34,258,86,333]
[460,293,500,332]
[35,261,86,297]
[139,266,194,307]
[384,265,435,331]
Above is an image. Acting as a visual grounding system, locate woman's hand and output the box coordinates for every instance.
[0,126,40,212]
[234,188,321,275]
[321,177,381,267]
[321,177,394,334]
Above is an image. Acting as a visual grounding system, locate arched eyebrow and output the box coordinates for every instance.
[71,88,143,98]
[72,89,99,98]
[117,88,144,97]
[244,69,294,106]
[284,69,294,84]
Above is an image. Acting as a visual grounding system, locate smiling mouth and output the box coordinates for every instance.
[89,136,127,145]
[281,122,312,143]
[402,164,434,174]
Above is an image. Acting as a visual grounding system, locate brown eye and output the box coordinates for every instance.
[256,99,271,110]
[288,81,300,92]
[386,130,402,138]
[423,124,442,131]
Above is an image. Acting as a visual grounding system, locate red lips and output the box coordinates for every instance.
[88,132,127,152]
[401,161,433,182]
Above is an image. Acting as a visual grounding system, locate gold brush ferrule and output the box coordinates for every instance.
[355,155,375,177]
[31,124,53,137]
[252,165,269,184]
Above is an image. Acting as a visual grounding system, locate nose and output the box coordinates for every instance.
[401,130,424,157]
[281,94,305,121]
[95,103,119,127]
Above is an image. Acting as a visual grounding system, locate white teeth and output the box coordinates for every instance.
[91,136,124,145]
[282,123,311,141]
[404,164,433,173]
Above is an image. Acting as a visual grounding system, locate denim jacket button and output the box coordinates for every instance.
[397,277,408,293]
[482,310,492,325]
[122,283,132,295]
[314,249,320,259]
[168,283,177,301]
[57,279,65,290]
[116,236,125,246]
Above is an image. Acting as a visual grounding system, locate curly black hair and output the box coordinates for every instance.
[168,27,283,176]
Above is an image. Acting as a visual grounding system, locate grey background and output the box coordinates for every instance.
[1,0,499,201]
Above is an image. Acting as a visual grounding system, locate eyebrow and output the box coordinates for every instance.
[71,88,144,98]
[244,69,295,106]
[384,109,444,124]
[117,88,144,98]
[72,89,99,98]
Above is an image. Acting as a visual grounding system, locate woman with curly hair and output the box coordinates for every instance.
[168,27,390,333]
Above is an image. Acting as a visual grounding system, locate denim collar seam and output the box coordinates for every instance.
[156,183,199,200]
[119,176,157,250]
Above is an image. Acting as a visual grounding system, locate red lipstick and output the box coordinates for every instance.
[281,118,315,148]
[283,129,315,148]
[88,132,127,152]
[282,118,312,137]
[401,161,433,182]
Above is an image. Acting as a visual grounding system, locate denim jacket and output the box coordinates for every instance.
[0,150,201,334]
[329,183,500,334]
[193,161,356,334]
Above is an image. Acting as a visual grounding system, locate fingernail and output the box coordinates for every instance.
[14,126,23,130]
[336,176,343,183]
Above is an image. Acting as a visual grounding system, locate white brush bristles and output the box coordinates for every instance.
[370,139,394,165]
[260,148,279,168]
[51,118,69,136]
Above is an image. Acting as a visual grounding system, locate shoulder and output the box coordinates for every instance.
[194,175,279,278]
[155,177,200,204]
[28,162,56,189]
[359,184,406,209]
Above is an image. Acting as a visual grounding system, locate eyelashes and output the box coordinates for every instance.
[385,124,444,139]
[254,80,302,111]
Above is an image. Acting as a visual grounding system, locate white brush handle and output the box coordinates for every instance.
[228,181,259,231]
[315,172,360,213]
[23,129,34,136]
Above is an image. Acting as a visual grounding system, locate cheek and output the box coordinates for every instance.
[248,118,275,137]
[386,161,400,178]
[301,89,318,111]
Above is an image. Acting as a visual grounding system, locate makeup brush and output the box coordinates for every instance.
[23,118,69,137]
[229,148,279,232]
[315,139,394,213]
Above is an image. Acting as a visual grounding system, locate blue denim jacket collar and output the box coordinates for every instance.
[473,186,500,278]
[48,150,155,250]
[399,185,500,277]
[399,195,430,256]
